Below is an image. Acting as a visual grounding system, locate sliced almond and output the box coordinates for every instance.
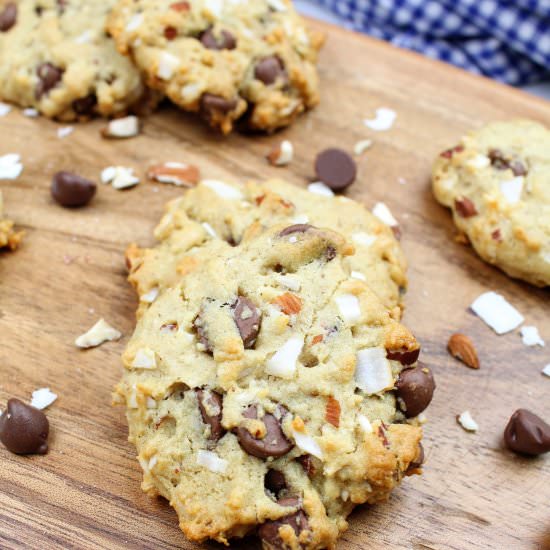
[447,333,479,369]
[101,116,140,138]
[147,162,200,187]
[311,334,323,345]
[325,396,341,428]
[267,140,293,166]
[271,292,302,315]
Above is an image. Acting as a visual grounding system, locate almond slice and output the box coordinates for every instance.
[447,333,480,369]
[271,292,302,315]
[325,396,341,428]
[147,162,200,187]
[267,140,293,166]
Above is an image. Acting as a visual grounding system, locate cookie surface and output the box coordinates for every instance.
[116,221,431,548]
[0,191,23,251]
[432,120,550,287]
[0,0,152,120]
[126,178,407,318]
[107,0,323,133]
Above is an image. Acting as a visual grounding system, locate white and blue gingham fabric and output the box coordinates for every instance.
[311,0,550,85]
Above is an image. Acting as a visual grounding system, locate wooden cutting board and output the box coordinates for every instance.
[1,19,549,550]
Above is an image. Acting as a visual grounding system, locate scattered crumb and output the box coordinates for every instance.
[372,202,398,227]
[75,318,122,349]
[470,291,524,335]
[520,326,545,347]
[398,177,407,185]
[147,162,200,187]
[0,154,23,180]
[22,108,39,117]
[30,388,57,410]
[542,364,550,377]
[267,140,293,166]
[0,102,11,116]
[353,139,372,156]
[364,107,396,131]
[101,115,140,138]
[101,166,140,190]
[457,411,478,432]
[57,126,74,139]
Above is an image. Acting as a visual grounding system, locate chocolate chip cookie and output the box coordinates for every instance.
[107,0,324,133]
[126,178,407,319]
[0,0,152,120]
[432,120,550,287]
[116,221,433,548]
[0,191,23,251]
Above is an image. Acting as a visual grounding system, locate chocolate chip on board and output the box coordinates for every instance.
[51,171,96,208]
[236,405,294,459]
[196,389,225,443]
[200,28,236,50]
[395,364,435,418]
[0,2,17,32]
[258,497,309,548]
[314,148,357,192]
[232,296,262,349]
[35,63,63,99]
[504,409,550,456]
[0,398,49,455]
[254,56,286,85]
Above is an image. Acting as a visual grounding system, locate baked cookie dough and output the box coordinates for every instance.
[116,221,433,548]
[126,179,407,319]
[433,120,550,287]
[0,0,153,120]
[107,0,323,133]
[0,191,23,251]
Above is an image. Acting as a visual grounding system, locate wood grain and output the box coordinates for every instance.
[1,20,549,550]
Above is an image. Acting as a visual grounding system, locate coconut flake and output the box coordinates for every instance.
[0,102,11,116]
[520,326,545,347]
[466,154,490,169]
[201,179,243,200]
[293,430,323,459]
[204,0,223,16]
[146,397,157,409]
[132,348,157,369]
[357,414,373,434]
[101,166,139,189]
[350,271,366,281]
[292,214,309,224]
[335,294,361,324]
[102,116,140,139]
[75,318,121,348]
[267,0,287,10]
[148,455,158,470]
[74,30,92,44]
[355,348,394,395]
[0,153,23,179]
[276,274,301,292]
[202,222,217,238]
[140,287,159,304]
[57,126,74,139]
[23,108,39,117]
[181,82,201,102]
[266,335,304,378]
[197,450,228,473]
[125,13,143,31]
[372,202,398,227]
[157,51,180,79]
[30,388,58,410]
[268,140,293,166]
[470,291,524,335]
[542,364,550,377]
[364,108,396,131]
[457,410,478,432]
[354,139,372,155]
[352,232,376,247]
[500,177,524,204]
[307,182,334,197]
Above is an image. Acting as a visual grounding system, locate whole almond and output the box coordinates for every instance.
[448,333,480,369]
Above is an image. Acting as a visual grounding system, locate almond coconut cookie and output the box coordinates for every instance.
[0,0,154,120]
[116,221,434,549]
[107,0,323,133]
[433,120,550,287]
[0,191,23,251]
[126,179,407,319]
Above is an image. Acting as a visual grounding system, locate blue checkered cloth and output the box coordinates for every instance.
[313,0,550,85]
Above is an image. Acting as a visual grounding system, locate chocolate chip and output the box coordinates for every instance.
[51,171,96,208]
[296,454,315,477]
[278,224,313,237]
[196,389,225,443]
[232,296,262,349]
[454,197,477,218]
[406,443,424,473]
[164,26,178,40]
[0,398,49,455]
[440,145,464,159]
[236,405,293,459]
[325,246,336,261]
[0,3,17,32]
[265,469,287,497]
[72,94,97,116]
[386,347,420,365]
[491,228,502,242]
[200,28,236,50]
[504,409,550,456]
[258,497,309,549]
[314,148,357,192]
[396,364,435,418]
[193,314,212,353]
[200,93,238,117]
[254,56,286,85]
[488,149,528,177]
[35,63,63,99]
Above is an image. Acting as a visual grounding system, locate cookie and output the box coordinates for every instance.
[0,191,23,251]
[126,178,407,319]
[116,221,433,548]
[432,120,550,287]
[0,0,155,121]
[107,0,324,133]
